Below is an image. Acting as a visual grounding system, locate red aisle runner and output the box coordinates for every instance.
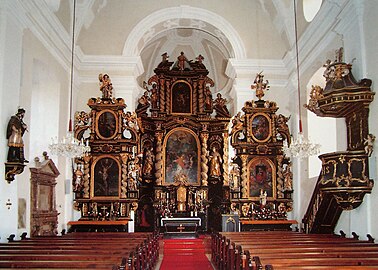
[159,238,213,270]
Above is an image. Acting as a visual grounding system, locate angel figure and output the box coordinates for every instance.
[241,203,250,217]
[364,134,376,157]
[230,112,244,135]
[136,91,150,112]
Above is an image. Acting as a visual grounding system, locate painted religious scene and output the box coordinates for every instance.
[164,129,199,185]
[248,157,275,198]
[93,157,119,197]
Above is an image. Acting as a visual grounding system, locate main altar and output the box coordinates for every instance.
[70,52,294,234]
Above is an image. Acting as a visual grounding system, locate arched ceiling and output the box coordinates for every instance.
[49,0,310,98]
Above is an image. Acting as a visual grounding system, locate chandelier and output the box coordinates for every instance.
[283,133,320,158]
[49,0,90,158]
[283,0,320,159]
[49,133,90,158]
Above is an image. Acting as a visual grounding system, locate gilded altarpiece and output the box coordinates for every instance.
[229,73,293,222]
[72,74,140,228]
[136,52,231,232]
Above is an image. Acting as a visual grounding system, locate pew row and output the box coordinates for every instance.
[0,232,159,269]
[212,231,378,270]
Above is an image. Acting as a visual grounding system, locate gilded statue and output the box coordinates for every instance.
[142,148,154,177]
[251,71,269,100]
[209,147,222,177]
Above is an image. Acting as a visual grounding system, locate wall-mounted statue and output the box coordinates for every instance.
[7,108,28,163]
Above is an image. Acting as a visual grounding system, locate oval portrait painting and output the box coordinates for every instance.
[251,114,270,142]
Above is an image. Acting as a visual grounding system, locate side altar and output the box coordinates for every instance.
[228,73,295,231]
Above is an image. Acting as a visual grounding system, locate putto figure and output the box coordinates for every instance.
[6,108,28,163]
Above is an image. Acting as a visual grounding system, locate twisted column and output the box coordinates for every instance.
[198,78,204,113]
[200,132,209,186]
[165,81,171,114]
[276,155,284,198]
[82,155,91,198]
[159,77,165,112]
[222,132,230,186]
[193,81,198,114]
[155,132,163,185]
[240,154,248,198]
[120,153,129,198]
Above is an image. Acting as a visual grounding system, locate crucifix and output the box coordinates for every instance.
[101,206,108,220]
[177,224,186,232]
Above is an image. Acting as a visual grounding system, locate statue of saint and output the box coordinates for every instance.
[213,93,231,117]
[7,108,28,163]
[142,148,154,177]
[209,147,222,177]
[99,73,113,99]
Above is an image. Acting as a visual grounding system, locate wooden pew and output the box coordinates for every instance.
[213,231,378,270]
[0,231,159,269]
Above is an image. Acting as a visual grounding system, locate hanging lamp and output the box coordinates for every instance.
[49,0,90,158]
[283,0,320,158]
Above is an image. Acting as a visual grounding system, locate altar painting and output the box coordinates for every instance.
[96,110,117,140]
[248,157,275,198]
[250,113,271,142]
[171,81,192,114]
[92,156,120,197]
[164,128,199,185]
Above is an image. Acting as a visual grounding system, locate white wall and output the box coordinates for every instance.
[361,0,378,240]
[0,2,25,242]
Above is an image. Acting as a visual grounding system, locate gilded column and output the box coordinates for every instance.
[155,131,164,185]
[240,154,248,198]
[120,153,129,198]
[200,132,209,186]
[276,155,284,198]
[222,132,230,186]
[82,155,91,198]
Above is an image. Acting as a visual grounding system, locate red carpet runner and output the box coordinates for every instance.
[159,237,213,270]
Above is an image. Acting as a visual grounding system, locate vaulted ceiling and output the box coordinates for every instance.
[48,0,310,96]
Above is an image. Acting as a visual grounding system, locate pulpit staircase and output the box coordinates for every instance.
[302,49,375,234]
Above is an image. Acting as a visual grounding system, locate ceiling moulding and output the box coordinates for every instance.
[282,0,351,82]
[225,59,289,79]
[123,5,246,59]
[76,48,144,77]
[271,0,295,44]
[11,0,72,72]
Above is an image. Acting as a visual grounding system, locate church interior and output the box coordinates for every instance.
[1,0,378,269]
